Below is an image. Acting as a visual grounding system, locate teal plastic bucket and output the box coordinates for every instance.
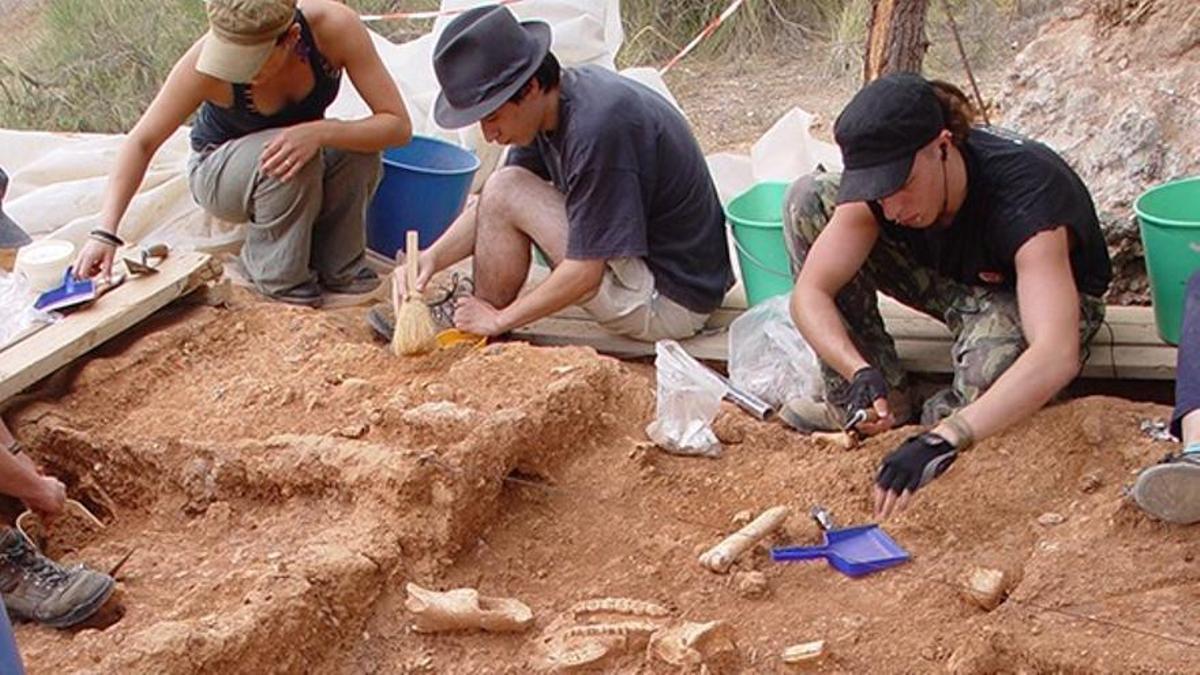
[1135,176,1200,344]
[726,181,794,306]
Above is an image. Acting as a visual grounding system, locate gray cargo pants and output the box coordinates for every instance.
[188,128,382,296]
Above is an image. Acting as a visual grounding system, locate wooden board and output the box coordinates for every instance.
[513,295,1178,380]
[0,251,221,403]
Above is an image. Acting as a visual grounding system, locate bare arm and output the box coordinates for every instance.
[74,41,211,279]
[306,2,411,152]
[495,259,606,332]
[931,227,1082,445]
[99,42,210,237]
[790,201,880,378]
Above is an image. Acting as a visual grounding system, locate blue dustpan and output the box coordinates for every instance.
[771,509,910,577]
[34,267,96,313]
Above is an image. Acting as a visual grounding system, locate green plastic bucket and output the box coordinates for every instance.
[726,181,794,306]
[1135,176,1200,345]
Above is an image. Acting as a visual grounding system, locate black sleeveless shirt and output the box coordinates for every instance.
[868,127,1113,298]
[190,10,341,152]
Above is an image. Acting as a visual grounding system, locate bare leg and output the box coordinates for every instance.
[471,167,569,308]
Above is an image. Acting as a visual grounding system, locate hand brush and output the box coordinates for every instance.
[391,230,437,356]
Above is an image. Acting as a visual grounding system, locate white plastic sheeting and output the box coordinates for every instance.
[0,0,840,304]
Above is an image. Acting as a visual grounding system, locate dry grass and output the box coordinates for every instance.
[0,0,1050,133]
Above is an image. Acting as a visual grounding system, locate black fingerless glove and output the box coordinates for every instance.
[876,432,958,494]
[846,366,888,414]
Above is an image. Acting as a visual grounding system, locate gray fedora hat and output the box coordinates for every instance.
[433,5,551,129]
[0,168,31,249]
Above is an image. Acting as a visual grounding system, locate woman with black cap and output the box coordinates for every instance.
[782,73,1112,519]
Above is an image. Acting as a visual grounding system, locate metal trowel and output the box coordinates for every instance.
[122,243,169,276]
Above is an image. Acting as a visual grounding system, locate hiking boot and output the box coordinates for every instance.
[322,267,381,296]
[1132,451,1200,525]
[0,528,114,628]
[779,398,842,433]
[366,273,473,341]
[780,390,914,434]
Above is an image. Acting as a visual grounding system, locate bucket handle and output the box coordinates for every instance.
[731,233,795,281]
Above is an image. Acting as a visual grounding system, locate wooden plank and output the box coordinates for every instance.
[514,310,1178,380]
[0,252,221,403]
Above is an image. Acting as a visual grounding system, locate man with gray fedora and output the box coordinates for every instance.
[371,4,732,341]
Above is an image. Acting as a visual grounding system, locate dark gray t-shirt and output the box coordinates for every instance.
[506,66,733,313]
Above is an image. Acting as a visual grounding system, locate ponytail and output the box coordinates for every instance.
[929,79,976,146]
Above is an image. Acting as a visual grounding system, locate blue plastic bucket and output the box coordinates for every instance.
[366,136,480,258]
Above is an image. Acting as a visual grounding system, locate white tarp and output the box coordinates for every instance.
[0,0,839,305]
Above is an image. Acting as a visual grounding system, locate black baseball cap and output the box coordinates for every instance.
[833,73,945,204]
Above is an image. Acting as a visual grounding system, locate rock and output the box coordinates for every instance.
[335,424,368,439]
[712,412,747,445]
[735,570,769,599]
[731,509,754,527]
[1080,470,1103,494]
[961,567,1008,611]
[781,640,825,664]
[648,620,738,667]
[1080,415,1104,445]
[1037,512,1067,526]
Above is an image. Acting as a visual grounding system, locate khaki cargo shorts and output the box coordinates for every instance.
[579,257,710,342]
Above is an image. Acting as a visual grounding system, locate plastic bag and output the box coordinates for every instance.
[646,340,727,458]
[0,270,56,349]
[729,295,824,410]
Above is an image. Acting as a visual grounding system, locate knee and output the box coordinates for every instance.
[478,166,536,224]
[784,171,838,250]
[251,157,322,214]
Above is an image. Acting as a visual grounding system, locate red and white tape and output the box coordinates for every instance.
[659,0,746,74]
[360,0,520,23]
[359,0,745,75]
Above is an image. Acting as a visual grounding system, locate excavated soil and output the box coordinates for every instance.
[3,290,1196,674]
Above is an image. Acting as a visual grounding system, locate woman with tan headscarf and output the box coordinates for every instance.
[75,0,412,307]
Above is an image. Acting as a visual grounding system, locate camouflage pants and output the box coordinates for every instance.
[783,170,1105,425]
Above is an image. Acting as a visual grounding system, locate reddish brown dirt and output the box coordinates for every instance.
[2,289,1195,674]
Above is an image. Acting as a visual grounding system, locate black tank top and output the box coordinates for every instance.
[189,10,341,152]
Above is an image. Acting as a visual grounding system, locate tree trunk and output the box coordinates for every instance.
[863,0,930,83]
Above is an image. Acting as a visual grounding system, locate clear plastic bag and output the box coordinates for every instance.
[645,340,727,458]
[729,295,824,410]
[0,270,56,349]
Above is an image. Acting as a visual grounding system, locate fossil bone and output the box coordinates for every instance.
[698,505,790,573]
[404,582,533,633]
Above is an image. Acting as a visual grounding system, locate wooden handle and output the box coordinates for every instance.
[143,243,169,259]
[405,231,419,299]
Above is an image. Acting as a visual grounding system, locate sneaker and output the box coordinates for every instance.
[0,528,115,628]
[779,398,842,433]
[322,267,381,295]
[1132,452,1200,524]
[267,281,323,308]
[780,390,913,434]
[365,273,473,341]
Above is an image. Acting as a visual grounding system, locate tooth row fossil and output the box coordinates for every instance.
[559,620,663,640]
[568,597,671,618]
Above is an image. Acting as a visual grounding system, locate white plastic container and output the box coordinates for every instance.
[14,239,75,292]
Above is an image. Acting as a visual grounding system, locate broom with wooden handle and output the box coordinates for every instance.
[391,230,437,356]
